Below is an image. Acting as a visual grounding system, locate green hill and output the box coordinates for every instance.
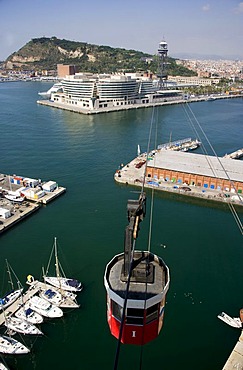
[5,36,196,76]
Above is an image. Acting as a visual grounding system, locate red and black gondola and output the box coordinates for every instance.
[104,193,170,345]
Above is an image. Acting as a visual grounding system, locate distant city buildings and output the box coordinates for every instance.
[176,59,243,80]
[168,75,220,86]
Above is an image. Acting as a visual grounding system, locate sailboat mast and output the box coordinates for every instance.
[54,237,60,279]
[54,237,64,296]
[6,259,14,291]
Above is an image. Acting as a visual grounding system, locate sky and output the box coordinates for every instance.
[0,0,243,61]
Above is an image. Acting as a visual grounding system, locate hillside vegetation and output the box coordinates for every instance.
[5,36,196,76]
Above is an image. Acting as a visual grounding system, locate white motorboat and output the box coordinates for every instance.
[4,194,25,203]
[217,312,242,328]
[28,296,63,318]
[15,305,43,324]
[0,289,23,310]
[5,316,43,335]
[0,335,30,354]
[44,237,82,292]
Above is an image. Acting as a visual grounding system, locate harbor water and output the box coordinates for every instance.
[0,81,242,370]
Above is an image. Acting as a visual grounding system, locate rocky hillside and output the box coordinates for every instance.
[5,36,196,76]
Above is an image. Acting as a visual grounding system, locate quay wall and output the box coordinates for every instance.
[37,94,243,115]
[114,155,243,207]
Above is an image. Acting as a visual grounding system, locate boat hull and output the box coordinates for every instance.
[5,317,42,335]
[0,289,23,310]
[0,335,30,354]
[28,296,63,318]
[15,306,43,324]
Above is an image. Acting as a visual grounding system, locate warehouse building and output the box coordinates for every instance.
[146,150,243,194]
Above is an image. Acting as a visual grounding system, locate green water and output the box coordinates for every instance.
[0,82,242,370]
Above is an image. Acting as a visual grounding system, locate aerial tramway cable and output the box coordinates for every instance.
[182,102,243,235]
[111,106,167,370]
[139,110,160,370]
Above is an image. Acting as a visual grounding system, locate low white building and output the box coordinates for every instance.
[0,207,11,219]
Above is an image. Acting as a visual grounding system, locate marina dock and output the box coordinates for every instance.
[0,173,66,234]
[0,280,79,326]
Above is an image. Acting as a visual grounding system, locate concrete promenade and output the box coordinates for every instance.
[37,93,243,115]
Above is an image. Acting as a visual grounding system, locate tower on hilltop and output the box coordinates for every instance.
[157,39,168,89]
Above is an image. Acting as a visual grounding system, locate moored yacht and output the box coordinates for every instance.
[0,289,23,310]
[5,316,43,335]
[39,286,79,308]
[28,296,63,318]
[15,305,43,324]
[44,276,82,292]
[0,334,30,354]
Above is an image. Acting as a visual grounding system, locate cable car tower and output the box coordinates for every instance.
[157,39,168,90]
[104,192,170,346]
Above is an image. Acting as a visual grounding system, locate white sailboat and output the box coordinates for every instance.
[28,296,63,318]
[15,304,43,324]
[39,285,79,308]
[0,289,23,310]
[0,260,23,311]
[44,237,82,292]
[4,316,43,335]
[40,267,79,308]
[0,334,30,354]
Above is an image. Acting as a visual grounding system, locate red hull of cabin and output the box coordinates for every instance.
[107,308,164,345]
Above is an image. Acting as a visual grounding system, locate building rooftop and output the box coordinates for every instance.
[148,150,243,182]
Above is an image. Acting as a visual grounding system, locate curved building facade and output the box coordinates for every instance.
[51,72,182,111]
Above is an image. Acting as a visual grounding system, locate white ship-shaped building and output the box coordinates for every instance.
[48,72,180,112]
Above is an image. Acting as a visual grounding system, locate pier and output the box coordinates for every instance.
[0,173,66,234]
[223,330,243,370]
[114,151,243,207]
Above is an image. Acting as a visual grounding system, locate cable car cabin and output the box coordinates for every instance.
[104,251,169,345]
[104,194,170,345]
